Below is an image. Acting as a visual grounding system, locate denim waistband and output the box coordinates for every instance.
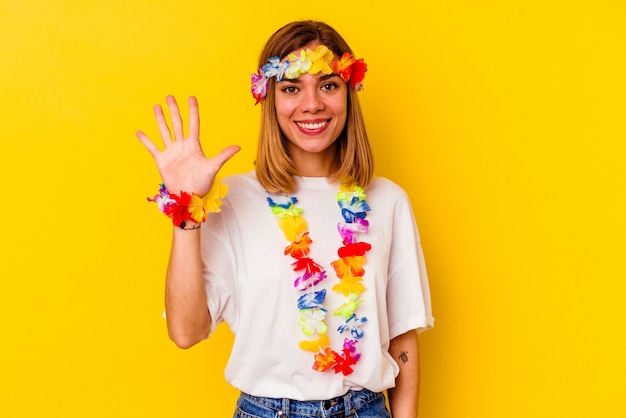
[238,388,383,417]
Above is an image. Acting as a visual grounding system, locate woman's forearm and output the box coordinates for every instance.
[164,225,211,348]
[387,330,420,417]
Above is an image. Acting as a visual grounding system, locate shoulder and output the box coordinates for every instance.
[221,171,265,198]
[365,177,418,223]
[223,170,259,188]
[367,176,411,202]
[205,171,265,229]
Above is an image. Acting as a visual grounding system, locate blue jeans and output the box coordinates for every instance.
[233,388,390,418]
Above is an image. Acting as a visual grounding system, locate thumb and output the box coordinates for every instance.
[213,145,241,170]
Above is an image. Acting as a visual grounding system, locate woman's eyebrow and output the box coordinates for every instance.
[278,74,341,84]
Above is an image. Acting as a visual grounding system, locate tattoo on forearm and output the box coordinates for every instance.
[399,351,409,364]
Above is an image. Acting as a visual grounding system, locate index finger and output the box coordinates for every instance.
[136,130,160,159]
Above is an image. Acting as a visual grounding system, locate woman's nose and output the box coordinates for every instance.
[300,89,325,113]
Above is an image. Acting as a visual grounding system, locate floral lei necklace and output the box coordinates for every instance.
[267,184,371,376]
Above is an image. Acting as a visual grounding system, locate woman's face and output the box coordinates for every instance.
[274,51,348,175]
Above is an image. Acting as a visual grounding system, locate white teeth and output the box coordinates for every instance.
[297,121,327,130]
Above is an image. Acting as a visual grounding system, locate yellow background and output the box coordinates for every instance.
[1,1,625,417]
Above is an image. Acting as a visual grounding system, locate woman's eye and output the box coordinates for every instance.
[322,83,338,92]
[282,86,298,94]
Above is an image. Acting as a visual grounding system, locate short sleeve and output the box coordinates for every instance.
[386,189,434,339]
[201,209,238,336]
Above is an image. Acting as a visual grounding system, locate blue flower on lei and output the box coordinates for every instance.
[338,197,371,223]
[337,313,368,339]
[297,290,327,311]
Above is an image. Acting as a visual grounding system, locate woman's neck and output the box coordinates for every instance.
[289,145,338,178]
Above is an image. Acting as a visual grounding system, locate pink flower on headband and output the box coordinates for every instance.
[251,71,268,104]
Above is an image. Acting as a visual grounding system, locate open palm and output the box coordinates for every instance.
[136,96,240,197]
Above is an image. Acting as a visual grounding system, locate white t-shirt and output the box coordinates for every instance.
[201,171,433,400]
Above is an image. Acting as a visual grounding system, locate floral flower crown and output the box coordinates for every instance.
[251,44,367,104]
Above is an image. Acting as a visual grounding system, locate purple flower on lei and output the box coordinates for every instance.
[294,271,328,291]
[343,338,361,361]
[337,218,370,244]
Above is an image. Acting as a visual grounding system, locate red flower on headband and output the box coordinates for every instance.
[349,59,367,89]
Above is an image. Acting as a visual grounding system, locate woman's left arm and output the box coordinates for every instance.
[387,330,420,418]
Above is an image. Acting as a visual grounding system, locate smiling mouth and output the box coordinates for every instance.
[295,120,330,133]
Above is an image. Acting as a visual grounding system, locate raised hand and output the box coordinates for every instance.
[136,95,240,196]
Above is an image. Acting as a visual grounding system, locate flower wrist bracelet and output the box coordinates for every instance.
[147,179,228,229]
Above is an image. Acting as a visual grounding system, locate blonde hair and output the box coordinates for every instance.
[254,20,374,193]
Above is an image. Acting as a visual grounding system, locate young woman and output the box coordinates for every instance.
[137,20,433,418]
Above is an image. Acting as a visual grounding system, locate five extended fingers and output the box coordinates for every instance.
[136,95,239,169]
[136,95,199,155]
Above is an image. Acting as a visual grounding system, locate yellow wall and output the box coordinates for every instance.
[1,1,624,417]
